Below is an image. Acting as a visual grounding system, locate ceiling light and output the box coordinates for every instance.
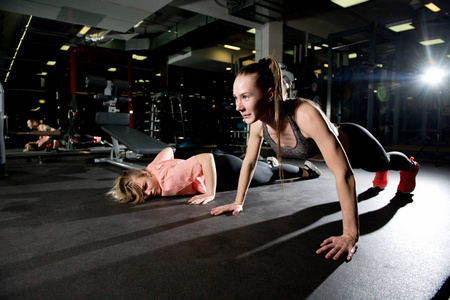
[132,54,147,60]
[60,45,70,51]
[5,15,32,82]
[37,72,47,76]
[247,28,256,34]
[134,20,144,28]
[85,30,109,42]
[47,61,56,66]
[331,0,369,8]
[419,38,445,46]
[314,46,322,50]
[422,67,445,85]
[387,21,415,32]
[77,26,91,37]
[108,67,116,72]
[349,53,358,59]
[425,2,440,12]
[226,67,231,71]
[224,44,241,51]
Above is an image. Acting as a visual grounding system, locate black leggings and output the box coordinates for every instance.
[340,123,412,172]
[214,154,303,192]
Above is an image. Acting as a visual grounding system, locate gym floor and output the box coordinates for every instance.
[1,149,449,299]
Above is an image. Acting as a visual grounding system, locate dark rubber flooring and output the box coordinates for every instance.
[1,152,449,299]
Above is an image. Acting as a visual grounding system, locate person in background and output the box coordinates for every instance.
[210,56,420,261]
[23,118,60,151]
[108,147,321,205]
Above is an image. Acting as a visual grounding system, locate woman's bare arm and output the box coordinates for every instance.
[187,153,217,205]
[296,102,359,261]
[210,122,263,215]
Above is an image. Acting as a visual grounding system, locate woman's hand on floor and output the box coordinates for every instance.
[210,203,243,216]
[187,194,215,205]
[316,234,358,261]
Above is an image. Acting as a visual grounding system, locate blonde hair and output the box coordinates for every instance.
[107,169,148,204]
[237,56,286,178]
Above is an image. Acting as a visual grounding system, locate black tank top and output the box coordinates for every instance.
[262,115,320,159]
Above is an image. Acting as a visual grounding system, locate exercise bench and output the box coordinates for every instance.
[94,112,171,169]
[86,75,172,170]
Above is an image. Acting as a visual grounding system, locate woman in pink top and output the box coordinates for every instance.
[108,147,321,204]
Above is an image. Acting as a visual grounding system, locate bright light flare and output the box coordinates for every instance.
[423,67,445,85]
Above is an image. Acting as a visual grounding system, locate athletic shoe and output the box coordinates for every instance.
[373,170,389,189]
[266,156,279,168]
[397,157,420,194]
[303,161,322,179]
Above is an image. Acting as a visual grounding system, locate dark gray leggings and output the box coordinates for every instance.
[214,154,302,192]
[340,123,412,172]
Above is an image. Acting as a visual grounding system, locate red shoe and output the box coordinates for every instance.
[373,171,389,189]
[398,157,420,193]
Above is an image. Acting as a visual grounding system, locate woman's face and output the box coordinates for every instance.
[27,120,37,129]
[132,172,161,199]
[233,74,272,124]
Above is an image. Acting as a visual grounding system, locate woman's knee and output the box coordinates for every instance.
[387,151,411,171]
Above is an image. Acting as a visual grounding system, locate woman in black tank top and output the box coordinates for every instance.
[211,56,419,263]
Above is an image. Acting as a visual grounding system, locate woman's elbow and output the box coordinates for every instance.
[195,153,214,164]
[335,168,355,184]
[343,169,356,187]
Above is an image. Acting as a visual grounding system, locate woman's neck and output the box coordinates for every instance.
[260,105,277,128]
[260,106,288,130]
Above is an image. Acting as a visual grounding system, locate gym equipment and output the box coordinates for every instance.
[0,81,6,177]
[326,24,377,129]
[9,130,61,136]
[86,76,171,170]
[148,92,187,144]
[280,62,296,98]
[95,112,170,169]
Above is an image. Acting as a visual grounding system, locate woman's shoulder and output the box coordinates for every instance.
[284,98,322,116]
[290,98,328,131]
[250,121,264,135]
